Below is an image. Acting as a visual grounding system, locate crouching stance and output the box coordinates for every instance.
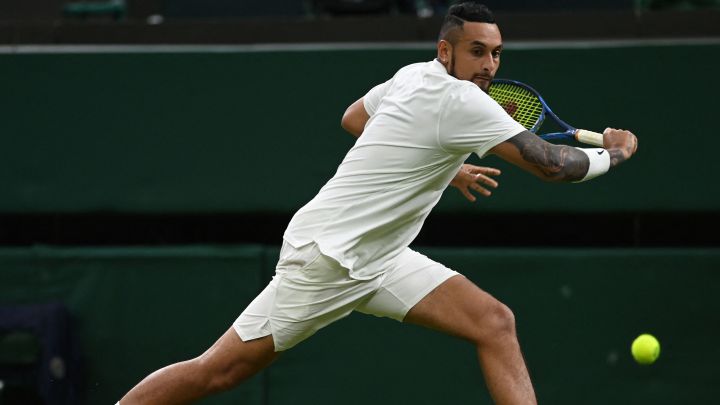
[118,2,637,404]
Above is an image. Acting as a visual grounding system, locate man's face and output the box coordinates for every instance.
[439,22,503,92]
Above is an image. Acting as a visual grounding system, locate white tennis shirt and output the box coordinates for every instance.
[284,59,525,279]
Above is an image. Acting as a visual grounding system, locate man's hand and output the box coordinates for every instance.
[603,127,638,167]
[450,164,501,202]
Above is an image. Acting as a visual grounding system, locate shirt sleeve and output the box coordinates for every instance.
[362,79,393,116]
[438,82,526,158]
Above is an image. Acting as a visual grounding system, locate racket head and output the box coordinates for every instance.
[488,79,548,132]
[489,79,598,145]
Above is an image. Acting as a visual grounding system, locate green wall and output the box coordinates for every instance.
[1,246,718,404]
[1,43,718,404]
[2,43,718,214]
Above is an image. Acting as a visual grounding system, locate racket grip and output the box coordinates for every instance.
[574,129,604,147]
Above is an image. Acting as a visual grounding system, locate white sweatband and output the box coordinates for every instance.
[574,148,610,182]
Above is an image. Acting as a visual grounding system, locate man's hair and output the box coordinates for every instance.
[439,2,496,44]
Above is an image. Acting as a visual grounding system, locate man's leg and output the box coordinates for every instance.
[119,328,277,405]
[403,275,537,405]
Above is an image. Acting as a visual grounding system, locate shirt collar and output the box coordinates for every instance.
[431,58,448,74]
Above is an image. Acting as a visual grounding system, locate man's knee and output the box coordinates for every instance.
[492,301,517,335]
[473,299,517,345]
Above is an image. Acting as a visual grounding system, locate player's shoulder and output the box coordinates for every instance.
[440,80,514,130]
[445,80,493,111]
[396,60,432,73]
[391,60,442,80]
[453,79,487,95]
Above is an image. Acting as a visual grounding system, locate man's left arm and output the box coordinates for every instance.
[450,164,501,202]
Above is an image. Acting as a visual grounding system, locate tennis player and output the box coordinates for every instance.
[118,2,637,404]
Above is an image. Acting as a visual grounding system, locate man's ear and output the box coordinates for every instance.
[437,40,452,65]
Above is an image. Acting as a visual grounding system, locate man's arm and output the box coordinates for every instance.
[489,128,637,182]
[341,97,370,138]
[450,164,501,202]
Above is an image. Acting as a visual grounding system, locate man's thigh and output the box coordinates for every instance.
[234,242,381,352]
[355,248,459,321]
[403,274,506,342]
[200,328,278,380]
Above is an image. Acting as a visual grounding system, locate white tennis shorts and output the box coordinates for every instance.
[233,241,459,351]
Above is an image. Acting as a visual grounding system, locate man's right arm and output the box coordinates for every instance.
[342,79,393,138]
[340,97,370,138]
[489,128,638,182]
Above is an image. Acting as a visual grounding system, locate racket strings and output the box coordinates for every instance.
[488,83,544,131]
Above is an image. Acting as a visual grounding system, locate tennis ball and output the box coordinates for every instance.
[631,334,660,365]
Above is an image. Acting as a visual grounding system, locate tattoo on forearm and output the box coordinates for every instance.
[508,132,588,181]
[609,149,628,167]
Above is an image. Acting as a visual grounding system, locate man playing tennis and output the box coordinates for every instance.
[119,2,637,404]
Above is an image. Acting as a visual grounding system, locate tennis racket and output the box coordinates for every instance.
[488,79,604,146]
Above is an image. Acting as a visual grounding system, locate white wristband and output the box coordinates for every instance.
[574,148,610,182]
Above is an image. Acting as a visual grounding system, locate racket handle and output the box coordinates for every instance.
[574,129,604,147]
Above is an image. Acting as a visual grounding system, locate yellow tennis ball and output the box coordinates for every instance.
[631,334,660,365]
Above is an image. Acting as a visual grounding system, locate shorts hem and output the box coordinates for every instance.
[232,322,277,350]
[399,270,460,321]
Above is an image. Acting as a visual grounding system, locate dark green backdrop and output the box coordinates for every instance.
[2,43,718,214]
[1,246,718,404]
[1,43,719,404]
